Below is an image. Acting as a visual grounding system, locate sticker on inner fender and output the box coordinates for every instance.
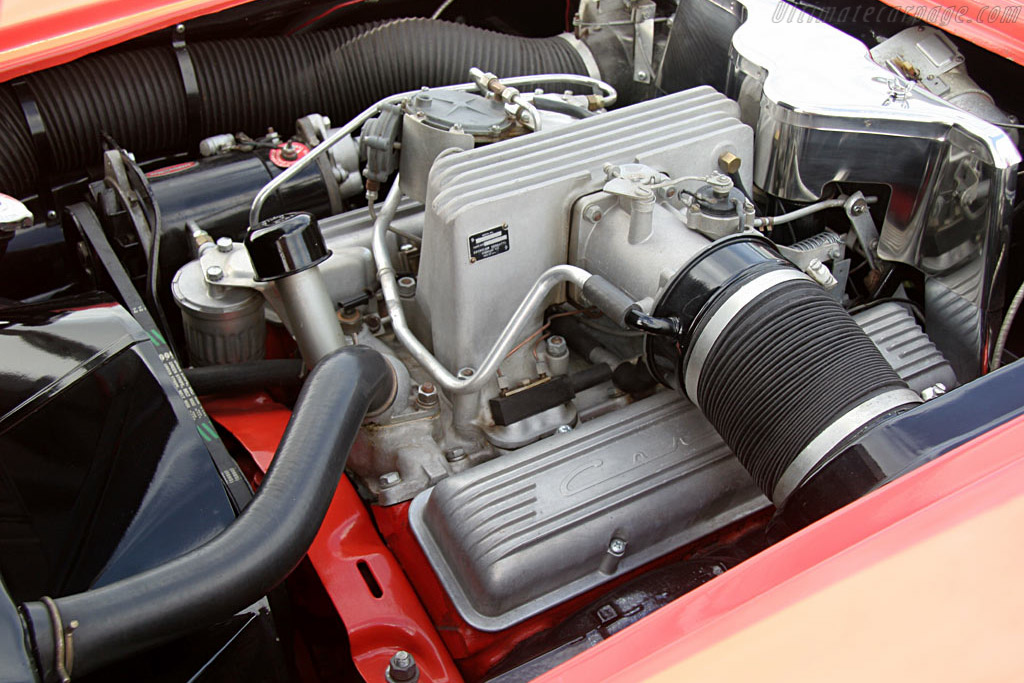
[469,224,509,263]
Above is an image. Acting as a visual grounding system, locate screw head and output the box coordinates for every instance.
[379,471,401,488]
[584,205,603,222]
[556,424,573,434]
[851,201,868,216]
[205,265,224,282]
[216,236,233,253]
[921,383,948,401]
[445,447,467,463]
[608,538,627,555]
[706,171,734,198]
[636,71,648,81]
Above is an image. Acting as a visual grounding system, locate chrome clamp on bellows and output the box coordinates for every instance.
[634,234,921,508]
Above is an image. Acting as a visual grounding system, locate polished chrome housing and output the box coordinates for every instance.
[712,0,1021,380]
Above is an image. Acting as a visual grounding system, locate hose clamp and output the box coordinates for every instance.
[772,387,922,506]
[683,269,807,408]
[557,33,602,81]
[39,596,76,683]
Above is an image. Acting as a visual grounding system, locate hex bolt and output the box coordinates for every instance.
[546,335,568,359]
[205,265,224,282]
[608,538,627,555]
[397,276,417,298]
[379,471,401,489]
[718,151,742,174]
[386,650,419,683]
[216,236,233,253]
[416,382,439,408]
[445,447,467,463]
[583,205,604,223]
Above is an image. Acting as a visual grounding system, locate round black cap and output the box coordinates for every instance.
[245,212,331,282]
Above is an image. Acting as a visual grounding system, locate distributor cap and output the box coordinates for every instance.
[244,212,331,282]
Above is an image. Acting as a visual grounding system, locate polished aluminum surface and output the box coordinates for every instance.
[409,390,770,630]
[717,0,1020,379]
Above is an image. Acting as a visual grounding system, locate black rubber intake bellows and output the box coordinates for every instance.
[0,18,588,198]
[687,270,913,502]
[645,235,920,508]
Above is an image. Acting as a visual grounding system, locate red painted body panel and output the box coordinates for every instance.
[373,499,769,680]
[877,0,1024,65]
[0,0,252,82]
[535,414,1024,681]
[205,394,464,683]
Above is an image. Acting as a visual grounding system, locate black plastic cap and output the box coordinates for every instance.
[245,212,331,282]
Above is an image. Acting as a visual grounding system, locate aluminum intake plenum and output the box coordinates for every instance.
[415,86,753,381]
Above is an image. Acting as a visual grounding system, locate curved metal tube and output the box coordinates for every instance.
[372,180,592,394]
[249,73,617,228]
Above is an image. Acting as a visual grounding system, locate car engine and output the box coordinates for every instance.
[0,0,1022,680]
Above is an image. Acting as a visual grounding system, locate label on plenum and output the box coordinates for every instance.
[469,225,509,262]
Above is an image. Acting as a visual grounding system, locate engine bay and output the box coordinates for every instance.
[1,0,1023,680]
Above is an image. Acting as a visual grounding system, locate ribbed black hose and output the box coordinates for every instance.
[694,276,910,499]
[0,18,587,198]
[21,345,393,680]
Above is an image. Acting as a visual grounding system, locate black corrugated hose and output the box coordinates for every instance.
[0,18,588,198]
[20,345,393,681]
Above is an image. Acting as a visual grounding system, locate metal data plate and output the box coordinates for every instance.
[409,391,770,631]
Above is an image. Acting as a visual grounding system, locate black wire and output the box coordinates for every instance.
[847,297,926,327]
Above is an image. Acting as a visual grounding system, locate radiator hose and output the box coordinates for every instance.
[0,18,588,198]
[20,345,394,681]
